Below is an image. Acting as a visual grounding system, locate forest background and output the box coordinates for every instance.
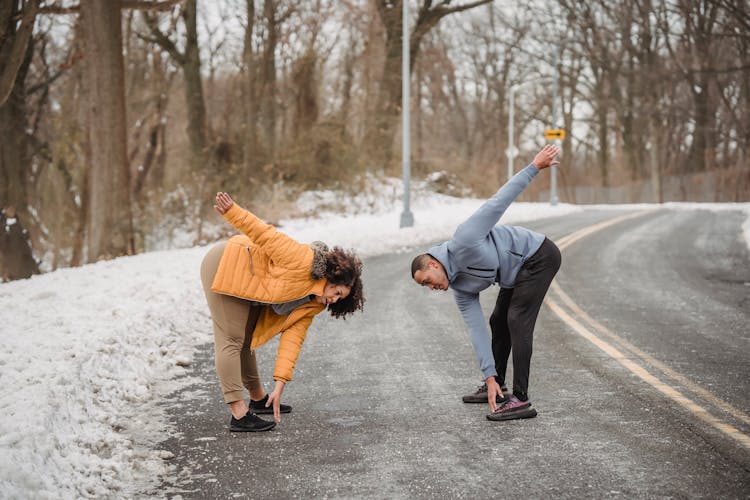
[1,0,748,281]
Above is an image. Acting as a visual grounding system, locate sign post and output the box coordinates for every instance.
[399,0,414,228]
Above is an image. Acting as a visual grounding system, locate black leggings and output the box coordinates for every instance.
[489,238,561,400]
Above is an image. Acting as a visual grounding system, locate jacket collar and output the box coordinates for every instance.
[426,242,457,282]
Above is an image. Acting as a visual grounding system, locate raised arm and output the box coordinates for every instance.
[214,192,311,269]
[453,145,559,244]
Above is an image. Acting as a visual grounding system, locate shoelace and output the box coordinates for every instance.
[494,396,525,413]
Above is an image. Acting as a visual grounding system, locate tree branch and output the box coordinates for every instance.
[432,0,492,16]
[37,3,79,15]
[122,0,184,11]
[141,12,186,66]
[39,0,182,14]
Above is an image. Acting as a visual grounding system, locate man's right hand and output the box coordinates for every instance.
[486,377,502,413]
[532,144,560,170]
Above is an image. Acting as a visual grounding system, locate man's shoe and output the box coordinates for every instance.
[486,395,538,421]
[462,382,509,404]
[230,412,276,432]
[249,394,292,415]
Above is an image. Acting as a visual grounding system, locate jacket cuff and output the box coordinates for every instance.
[222,203,243,223]
[525,163,541,176]
[482,367,498,380]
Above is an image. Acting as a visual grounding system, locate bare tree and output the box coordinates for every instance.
[143,0,208,173]
[80,0,135,261]
[0,0,41,280]
[368,0,491,169]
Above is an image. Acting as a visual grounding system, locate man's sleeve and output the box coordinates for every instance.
[453,164,539,244]
[454,289,497,379]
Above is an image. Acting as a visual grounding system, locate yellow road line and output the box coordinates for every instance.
[549,210,750,450]
[551,280,750,429]
[555,210,656,250]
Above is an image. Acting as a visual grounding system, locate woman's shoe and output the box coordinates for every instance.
[249,394,292,414]
[229,411,276,432]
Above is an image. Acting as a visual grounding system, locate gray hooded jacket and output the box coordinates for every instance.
[426,163,545,379]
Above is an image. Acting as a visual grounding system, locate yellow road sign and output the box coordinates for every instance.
[544,128,566,140]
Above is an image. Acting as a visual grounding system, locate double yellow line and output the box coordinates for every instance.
[547,210,750,450]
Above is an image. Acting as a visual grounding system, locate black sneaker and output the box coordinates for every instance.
[462,382,509,404]
[229,411,276,432]
[486,395,538,421]
[249,394,292,415]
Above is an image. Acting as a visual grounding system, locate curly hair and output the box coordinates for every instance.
[324,247,365,319]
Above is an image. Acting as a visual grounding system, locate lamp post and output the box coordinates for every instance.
[399,0,414,228]
[506,84,519,182]
[549,40,563,206]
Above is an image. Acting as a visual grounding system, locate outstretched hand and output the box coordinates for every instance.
[214,192,234,215]
[532,144,560,170]
[266,380,286,423]
[486,377,502,413]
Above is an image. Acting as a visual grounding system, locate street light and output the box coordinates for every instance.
[399,0,414,228]
[549,35,573,206]
[506,84,519,183]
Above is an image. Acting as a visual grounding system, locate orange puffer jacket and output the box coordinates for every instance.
[211,203,327,382]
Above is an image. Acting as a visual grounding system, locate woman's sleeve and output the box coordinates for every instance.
[222,203,312,269]
[272,309,317,382]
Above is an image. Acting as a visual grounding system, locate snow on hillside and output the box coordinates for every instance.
[0,175,748,498]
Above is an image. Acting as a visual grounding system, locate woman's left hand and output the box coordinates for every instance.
[266,380,286,422]
[214,192,235,215]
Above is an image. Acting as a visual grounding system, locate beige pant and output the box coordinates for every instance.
[200,241,263,404]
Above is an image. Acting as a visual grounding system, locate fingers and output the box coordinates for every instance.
[214,192,233,214]
[266,392,281,422]
[488,391,497,413]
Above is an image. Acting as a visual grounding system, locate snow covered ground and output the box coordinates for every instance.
[1,176,748,498]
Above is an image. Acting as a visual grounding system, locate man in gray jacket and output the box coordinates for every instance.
[411,145,561,421]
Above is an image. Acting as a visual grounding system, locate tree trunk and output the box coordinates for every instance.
[0,0,39,107]
[369,0,491,169]
[80,0,134,262]
[242,0,259,174]
[0,1,39,281]
[181,0,208,166]
[260,0,279,157]
[595,79,609,187]
[0,84,38,281]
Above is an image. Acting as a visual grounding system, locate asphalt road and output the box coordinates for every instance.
[158,208,750,499]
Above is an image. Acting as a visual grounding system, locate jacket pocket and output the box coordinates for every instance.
[467,265,494,272]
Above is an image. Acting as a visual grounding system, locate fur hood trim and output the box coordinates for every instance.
[310,241,329,280]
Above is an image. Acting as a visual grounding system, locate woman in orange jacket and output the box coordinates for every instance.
[200,192,364,432]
